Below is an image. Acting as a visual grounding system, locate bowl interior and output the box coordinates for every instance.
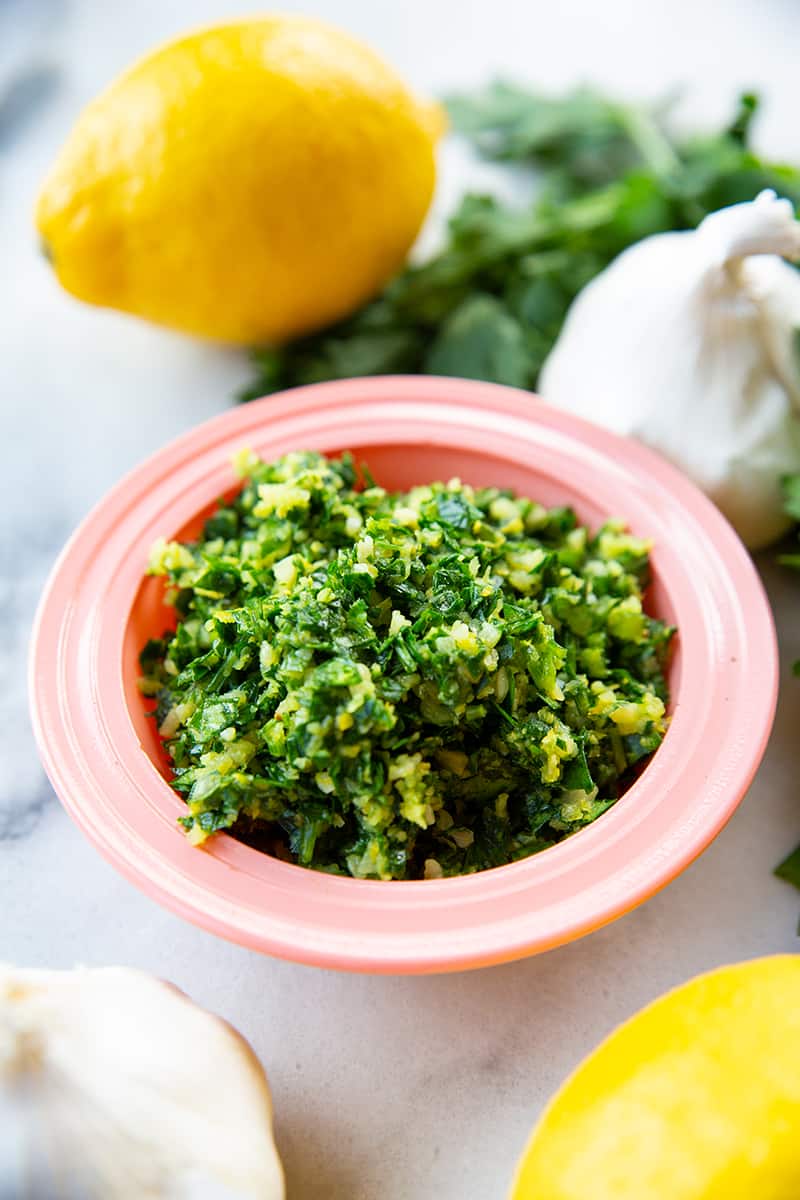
[123,439,681,802]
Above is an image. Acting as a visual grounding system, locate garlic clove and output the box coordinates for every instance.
[0,965,284,1199]
[697,187,800,264]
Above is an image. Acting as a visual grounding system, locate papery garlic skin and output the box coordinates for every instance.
[0,965,284,1200]
[540,190,800,549]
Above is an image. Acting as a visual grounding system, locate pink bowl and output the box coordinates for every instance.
[29,377,777,973]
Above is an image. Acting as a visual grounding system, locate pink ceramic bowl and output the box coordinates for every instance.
[29,377,777,973]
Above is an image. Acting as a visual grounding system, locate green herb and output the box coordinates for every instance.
[141,451,673,880]
[239,88,800,402]
[780,472,800,524]
[775,845,800,892]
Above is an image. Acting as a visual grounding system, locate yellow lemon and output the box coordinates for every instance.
[511,956,800,1200]
[36,17,443,344]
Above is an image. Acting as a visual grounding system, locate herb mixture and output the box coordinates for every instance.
[241,88,800,401]
[140,451,673,880]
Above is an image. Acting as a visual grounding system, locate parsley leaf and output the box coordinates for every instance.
[775,844,800,892]
[424,294,531,386]
[781,473,800,524]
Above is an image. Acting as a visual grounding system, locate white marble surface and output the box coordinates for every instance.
[3,1,800,1196]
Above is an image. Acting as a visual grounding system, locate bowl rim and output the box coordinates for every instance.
[28,376,778,973]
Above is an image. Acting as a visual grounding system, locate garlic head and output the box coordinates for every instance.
[0,964,284,1199]
[540,189,800,549]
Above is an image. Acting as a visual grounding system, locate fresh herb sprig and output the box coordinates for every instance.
[240,87,800,401]
[776,845,800,894]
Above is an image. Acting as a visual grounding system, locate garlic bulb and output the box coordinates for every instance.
[539,189,800,549]
[0,965,284,1199]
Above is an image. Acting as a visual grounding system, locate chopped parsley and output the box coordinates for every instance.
[140,451,673,880]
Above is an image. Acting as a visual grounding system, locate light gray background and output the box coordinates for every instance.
[2,2,800,1197]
